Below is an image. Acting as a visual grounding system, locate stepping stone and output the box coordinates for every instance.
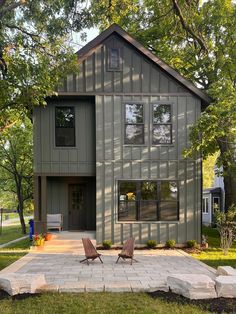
[0,273,46,296]
[216,266,236,276]
[215,276,236,298]
[167,274,217,299]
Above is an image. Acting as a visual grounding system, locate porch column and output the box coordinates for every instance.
[40,176,47,233]
[33,175,41,234]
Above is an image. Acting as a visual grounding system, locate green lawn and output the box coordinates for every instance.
[0,224,28,245]
[191,226,236,268]
[0,237,30,271]
[0,292,213,314]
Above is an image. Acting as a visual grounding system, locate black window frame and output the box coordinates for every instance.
[107,48,121,71]
[152,104,172,145]
[118,180,179,222]
[124,103,144,145]
[55,106,75,147]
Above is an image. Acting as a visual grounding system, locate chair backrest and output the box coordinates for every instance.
[82,238,98,258]
[121,237,135,257]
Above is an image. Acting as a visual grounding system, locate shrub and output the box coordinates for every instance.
[166,239,176,249]
[186,240,197,248]
[215,205,236,255]
[146,240,157,249]
[102,240,112,250]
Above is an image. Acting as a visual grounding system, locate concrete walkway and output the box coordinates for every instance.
[0,248,216,292]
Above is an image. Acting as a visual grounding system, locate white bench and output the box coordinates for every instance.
[47,214,63,231]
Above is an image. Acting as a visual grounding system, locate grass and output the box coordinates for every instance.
[0,224,28,245]
[0,292,213,314]
[0,238,30,271]
[191,226,236,268]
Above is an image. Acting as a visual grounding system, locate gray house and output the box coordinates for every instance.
[33,24,211,244]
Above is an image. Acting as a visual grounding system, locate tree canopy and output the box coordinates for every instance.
[88,0,236,208]
[0,0,92,129]
[0,115,32,233]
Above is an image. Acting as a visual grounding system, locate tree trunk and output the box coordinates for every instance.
[223,174,236,211]
[218,137,236,210]
[16,179,26,234]
[17,202,26,234]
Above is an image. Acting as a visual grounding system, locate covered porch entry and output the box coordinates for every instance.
[34,176,96,233]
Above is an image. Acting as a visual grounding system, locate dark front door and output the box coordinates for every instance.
[68,184,87,230]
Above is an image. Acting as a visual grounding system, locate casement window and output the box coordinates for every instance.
[202,197,209,214]
[124,104,144,144]
[118,180,179,221]
[55,107,75,147]
[152,104,172,144]
[108,48,121,70]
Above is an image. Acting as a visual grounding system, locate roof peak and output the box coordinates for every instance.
[77,24,211,104]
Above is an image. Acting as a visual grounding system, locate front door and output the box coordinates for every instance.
[68,184,86,230]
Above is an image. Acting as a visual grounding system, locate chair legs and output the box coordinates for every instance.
[80,256,103,265]
[116,256,120,264]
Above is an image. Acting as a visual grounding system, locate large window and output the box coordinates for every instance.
[152,104,172,144]
[55,107,75,147]
[124,104,144,144]
[118,180,179,221]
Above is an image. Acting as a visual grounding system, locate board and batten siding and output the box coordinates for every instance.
[95,94,202,244]
[34,31,203,243]
[33,98,95,176]
[58,34,188,95]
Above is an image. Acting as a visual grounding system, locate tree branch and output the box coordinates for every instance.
[0,0,26,16]
[172,0,208,52]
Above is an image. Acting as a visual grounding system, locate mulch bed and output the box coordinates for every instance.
[0,289,40,301]
[148,290,236,313]
[1,288,235,312]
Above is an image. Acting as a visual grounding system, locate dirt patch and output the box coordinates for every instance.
[148,290,236,313]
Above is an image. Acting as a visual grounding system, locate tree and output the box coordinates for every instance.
[0,116,33,234]
[215,205,236,255]
[88,0,236,209]
[203,153,219,189]
[0,1,91,130]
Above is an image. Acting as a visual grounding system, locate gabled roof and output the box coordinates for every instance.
[77,24,211,104]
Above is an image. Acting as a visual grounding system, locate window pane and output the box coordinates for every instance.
[56,107,74,127]
[55,128,75,147]
[140,201,157,220]
[125,125,144,144]
[125,104,143,123]
[153,125,171,144]
[153,104,171,123]
[109,48,120,69]
[119,181,137,201]
[141,182,157,200]
[159,202,178,221]
[161,182,178,201]
[118,201,136,221]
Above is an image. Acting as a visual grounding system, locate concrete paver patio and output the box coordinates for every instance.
[0,248,216,293]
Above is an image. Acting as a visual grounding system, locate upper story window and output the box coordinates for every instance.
[118,180,179,222]
[55,107,75,147]
[124,104,144,145]
[108,48,121,71]
[152,104,172,144]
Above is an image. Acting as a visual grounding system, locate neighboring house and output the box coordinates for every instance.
[202,187,223,226]
[202,166,225,225]
[33,24,211,244]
